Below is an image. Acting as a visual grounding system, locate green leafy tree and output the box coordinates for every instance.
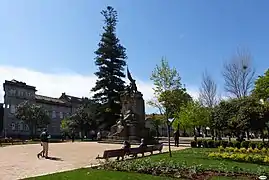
[148,114,165,139]
[91,6,127,129]
[67,100,99,139]
[149,57,190,157]
[234,97,267,140]
[212,97,267,141]
[60,118,70,133]
[253,68,269,101]
[174,101,210,140]
[15,101,50,138]
[212,100,236,140]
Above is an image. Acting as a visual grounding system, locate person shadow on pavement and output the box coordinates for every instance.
[44,157,63,161]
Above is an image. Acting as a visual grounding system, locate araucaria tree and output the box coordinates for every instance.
[222,48,255,98]
[149,57,191,157]
[91,6,127,128]
[15,101,50,138]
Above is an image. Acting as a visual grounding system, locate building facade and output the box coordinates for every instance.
[2,79,83,138]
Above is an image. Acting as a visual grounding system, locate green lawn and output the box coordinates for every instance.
[25,169,177,180]
[25,148,267,179]
[145,148,269,175]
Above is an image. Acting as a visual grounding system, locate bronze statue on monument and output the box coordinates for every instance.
[108,66,155,143]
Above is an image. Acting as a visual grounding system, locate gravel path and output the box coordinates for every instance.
[0,142,186,180]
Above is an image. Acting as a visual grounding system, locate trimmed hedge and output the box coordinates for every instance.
[190,140,269,149]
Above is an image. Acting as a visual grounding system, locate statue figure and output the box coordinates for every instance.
[127,67,138,93]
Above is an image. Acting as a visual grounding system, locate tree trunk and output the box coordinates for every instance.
[211,129,215,140]
[156,126,159,142]
[30,124,34,140]
[166,120,172,157]
[246,130,250,140]
[183,128,186,137]
[261,130,265,143]
[193,127,197,141]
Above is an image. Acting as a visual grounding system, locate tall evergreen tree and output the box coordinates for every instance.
[92,6,127,128]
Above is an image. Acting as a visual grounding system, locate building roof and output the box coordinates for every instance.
[35,94,70,107]
[4,79,36,91]
[59,93,83,103]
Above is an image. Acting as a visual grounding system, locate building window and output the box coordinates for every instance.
[24,124,29,131]
[10,105,16,114]
[52,111,56,118]
[59,112,63,119]
[11,123,15,130]
[19,122,23,131]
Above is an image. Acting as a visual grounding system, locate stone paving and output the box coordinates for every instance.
[0,142,187,180]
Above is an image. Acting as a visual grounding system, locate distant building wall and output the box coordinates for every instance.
[2,80,83,138]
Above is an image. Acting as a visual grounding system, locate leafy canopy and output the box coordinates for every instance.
[253,68,269,101]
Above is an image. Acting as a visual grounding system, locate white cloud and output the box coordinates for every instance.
[0,65,199,113]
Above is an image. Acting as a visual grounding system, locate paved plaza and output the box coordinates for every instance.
[0,142,186,180]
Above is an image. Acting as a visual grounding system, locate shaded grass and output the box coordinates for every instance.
[25,168,177,180]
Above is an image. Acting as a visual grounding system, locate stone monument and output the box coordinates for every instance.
[108,67,155,143]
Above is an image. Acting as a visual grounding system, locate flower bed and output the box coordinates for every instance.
[208,152,269,164]
[208,146,269,164]
[218,146,269,154]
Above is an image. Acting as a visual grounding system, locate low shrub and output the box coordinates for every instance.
[227,141,234,147]
[207,140,215,148]
[197,140,203,148]
[257,142,266,149]
[190,141,197,148]
[218,146,269,154]
[215,140,221,148]
[241,141,249,149]
[221,140,228,148]
[234,141,241,149]
[208,151,268,164]
[249,142,257,149]
[190,139,266,149]
[202,140,208,148]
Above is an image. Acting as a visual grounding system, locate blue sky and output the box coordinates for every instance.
[0,0,269,111]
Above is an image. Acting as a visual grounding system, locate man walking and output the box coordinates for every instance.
[37,128,50,159]
[174,129,180,147]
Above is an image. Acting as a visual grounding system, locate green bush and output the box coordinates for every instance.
[257,142,266,149]
[202,140,208,148]
[208,151,269,164]
[197,140,203,148]
[234,141,241,149]
[207,140,215,148]
[221,140,228,148]
[215,140,221,147]
[249,142,257,149]
[241,141,249,149]
[190,141,197,148]
[227,141,234,147]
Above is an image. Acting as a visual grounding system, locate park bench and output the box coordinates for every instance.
[96,148,125,161]
[96,143,163,160]
[129,144,163,158]
[0,138,27,146]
